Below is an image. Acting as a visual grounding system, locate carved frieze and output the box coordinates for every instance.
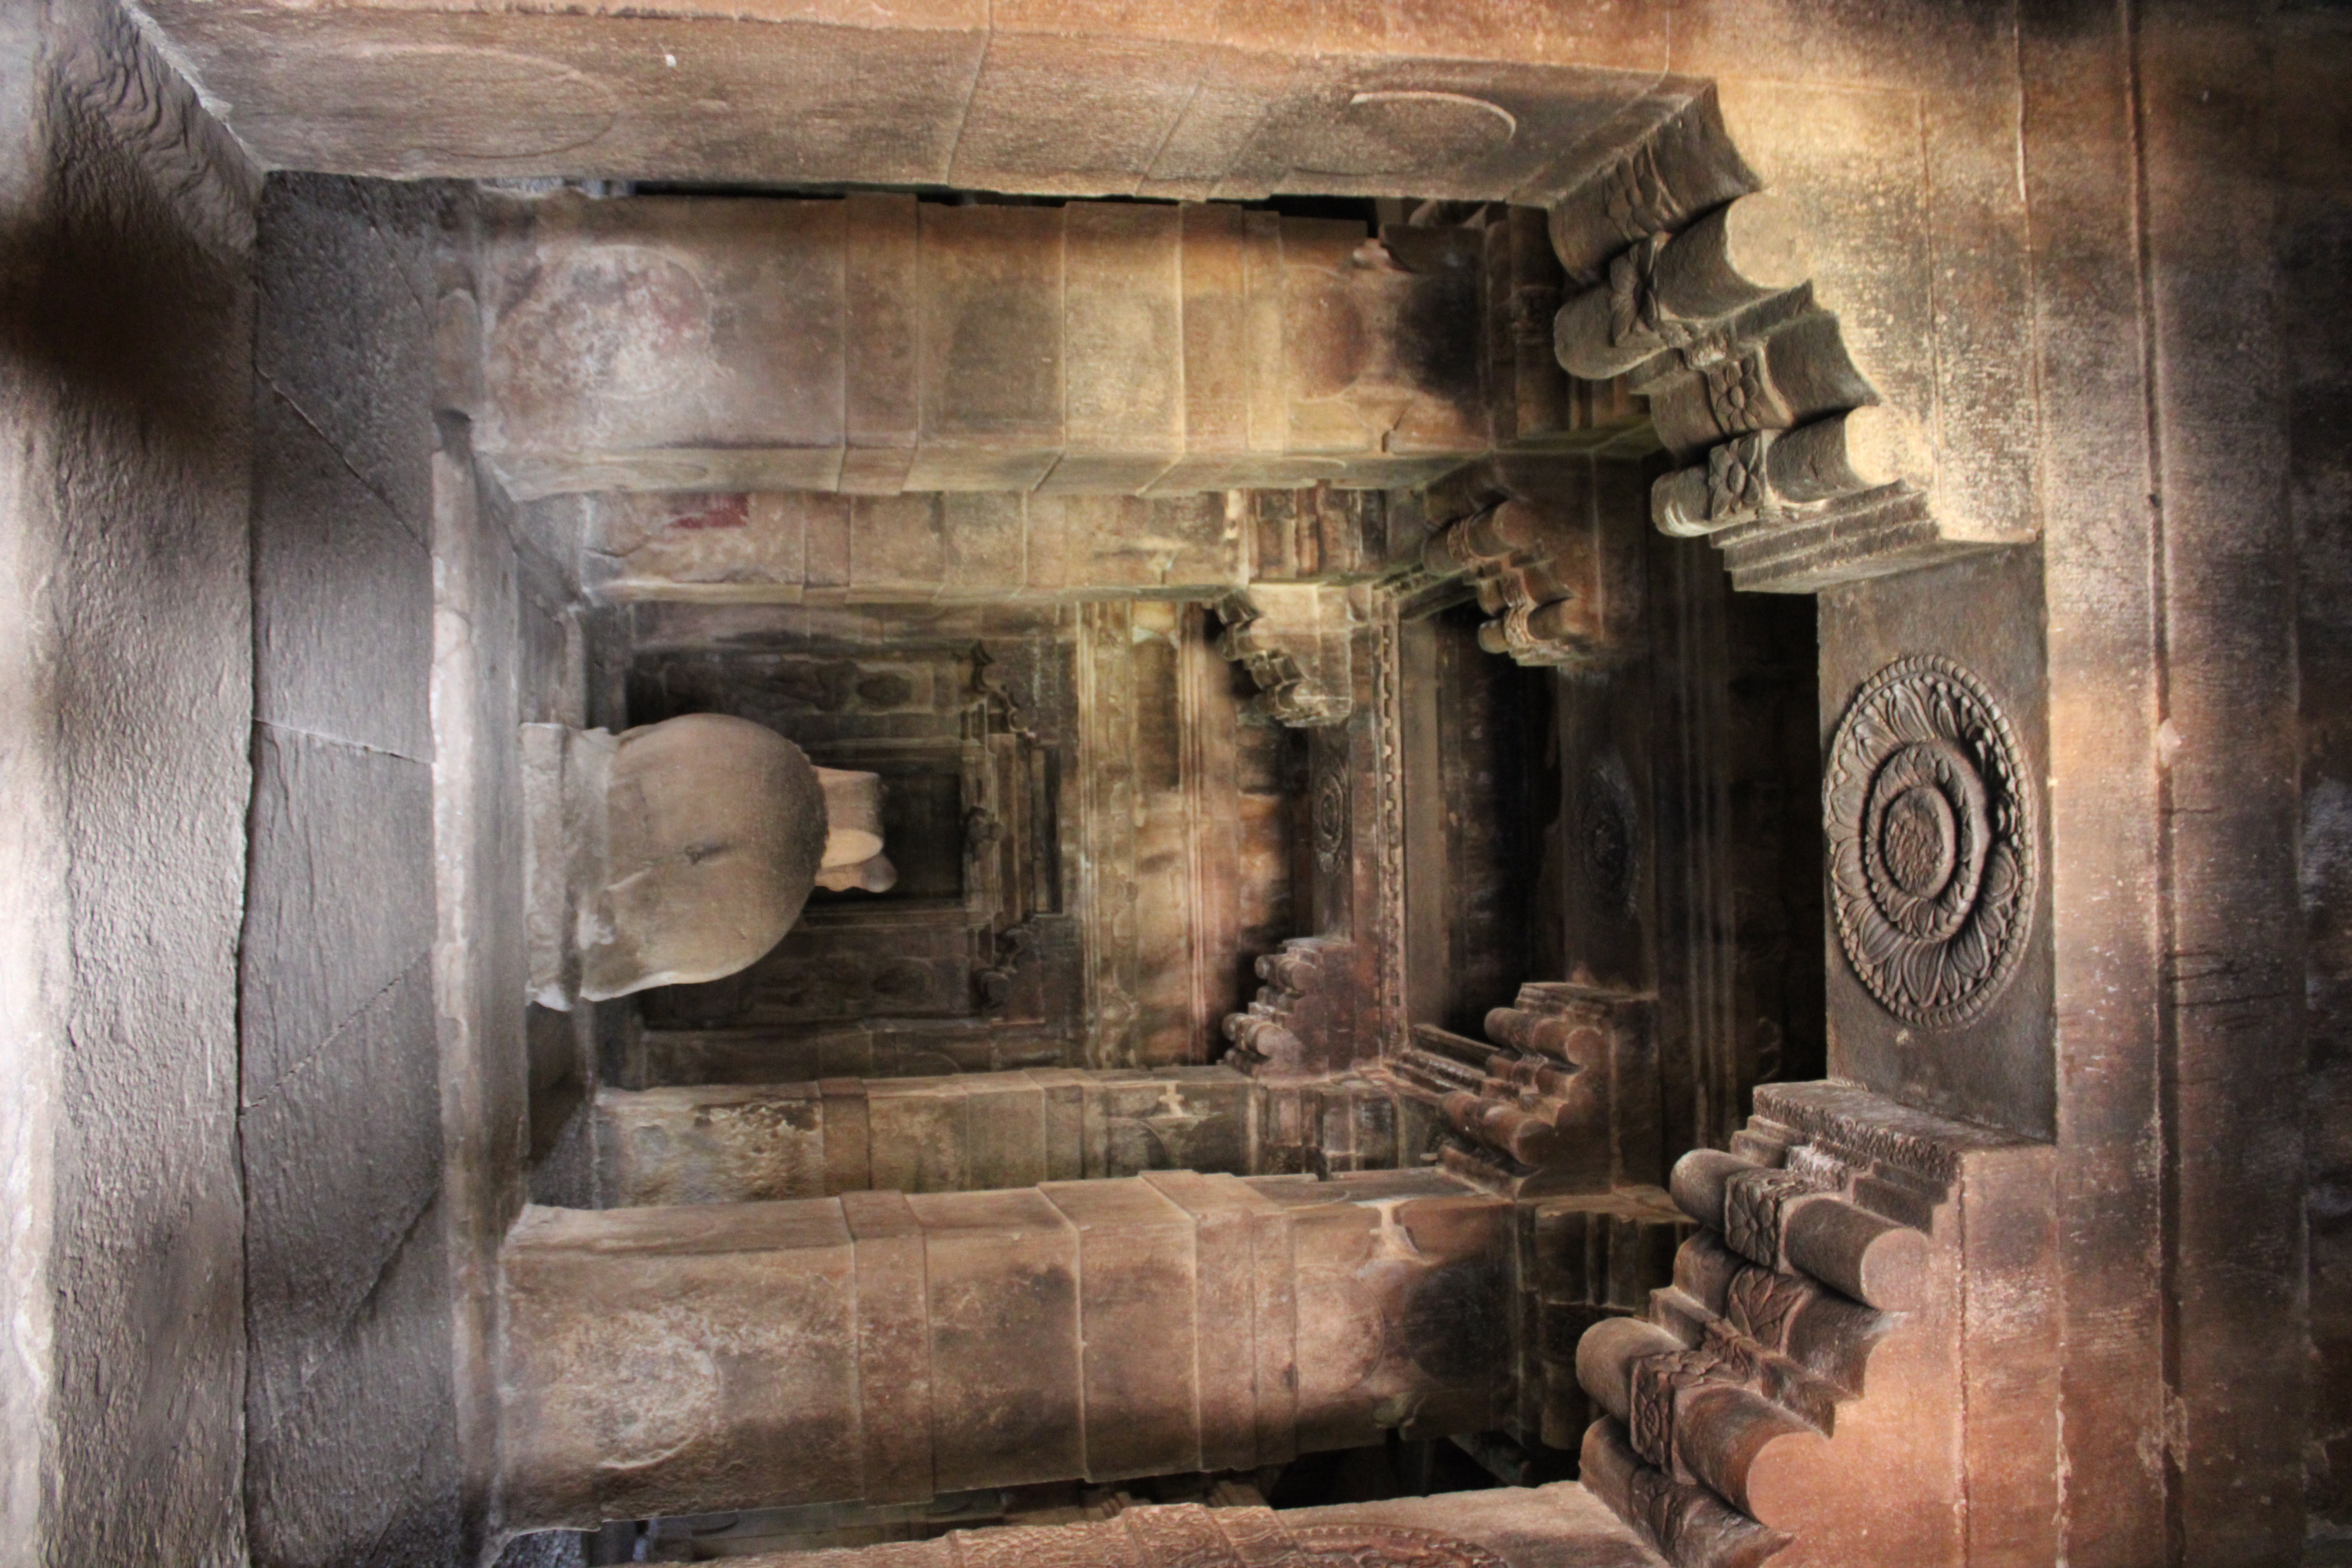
[1824,656,2036,1029]
[1288,1524,1508,1568]
[1367,599,1408,1052]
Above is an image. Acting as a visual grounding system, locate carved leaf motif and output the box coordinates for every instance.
[1726,1265,1814,1349]
[1601,143,1674,243]
[1723,1166,1824,1268]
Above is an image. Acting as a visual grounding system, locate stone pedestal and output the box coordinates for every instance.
[497,1171,1514,1528]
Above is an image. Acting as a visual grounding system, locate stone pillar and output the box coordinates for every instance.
[496,1171,1512,1529]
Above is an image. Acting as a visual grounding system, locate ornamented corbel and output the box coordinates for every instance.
[1220,936,1365,1079]
[1555,195,1813,382]
[1418,487,1644,669]
[1569,1079,2056,1567]
[1384,982,1654,1195]
[1650,409,1932,544]
[1545,91,2009,594]
[1213,584,1354,726]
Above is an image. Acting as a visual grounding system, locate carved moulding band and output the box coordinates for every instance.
[1289,1525,1510,1568]
[1825,655,2036,1028]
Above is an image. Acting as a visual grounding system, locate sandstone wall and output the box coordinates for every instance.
[240,171,461,1567]
[2287,4,2352,1545]
[0,2,257,1563]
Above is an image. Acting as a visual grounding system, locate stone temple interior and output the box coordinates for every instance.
[3,3,2349,1567]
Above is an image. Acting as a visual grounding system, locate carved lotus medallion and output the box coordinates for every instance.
[1825,655,2036,1027]
[1312,768,1349,870]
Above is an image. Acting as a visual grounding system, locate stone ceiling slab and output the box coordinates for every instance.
[134,0,1699,192]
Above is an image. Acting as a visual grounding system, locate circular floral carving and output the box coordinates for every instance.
[1826,655,2035,1027]
[1313,769,1349,871]
[1580,753,1638,913]
[1291,1525,1510,1568]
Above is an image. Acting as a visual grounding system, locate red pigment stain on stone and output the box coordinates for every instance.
[666,494,750,530]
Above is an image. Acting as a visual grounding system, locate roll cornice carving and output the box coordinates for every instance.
[1573,1082,2058,1568]
[1546,90,2014,594]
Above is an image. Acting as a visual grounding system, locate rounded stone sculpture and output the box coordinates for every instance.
[581,713,829,1001]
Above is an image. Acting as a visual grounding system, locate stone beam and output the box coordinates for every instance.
[622,1486,1664,1568]
[593,1067,1265,1203]
[131,1,1697,198]
[565,484,1417,606]
[595,1065,1476,1203]
[496,1171,1514,1529]
[467,193,1503,501]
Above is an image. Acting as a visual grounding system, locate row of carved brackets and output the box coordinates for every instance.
[1546,89,2021,595]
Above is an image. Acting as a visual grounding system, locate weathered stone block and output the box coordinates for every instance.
[588,491,818,604]
[248,1198,457,1568]
[482,194,848,497]
[912,202,1064,490]
[936,492,1027,599]
[241,726,434,1102]
[241,955,441,1443]
[950,30,1197,197]
[908,1188,1083,1491]
[593,1083,826,1206]
[1140,1170,1285,1472]
[866,1077,970,1194]
[822,1076,875,1194]
[251,385,432,760]
[849,494,949,599]
[499,1201,862,1526]
[964,1071,1049,1188]
[257,171,435,534]
[842,1190,934,1506]
[844,191,922,491]
[1053,200,1183,492]
[1042,1178,1203,1480]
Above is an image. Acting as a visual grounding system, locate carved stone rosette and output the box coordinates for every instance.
[1824,655,2035,1029]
